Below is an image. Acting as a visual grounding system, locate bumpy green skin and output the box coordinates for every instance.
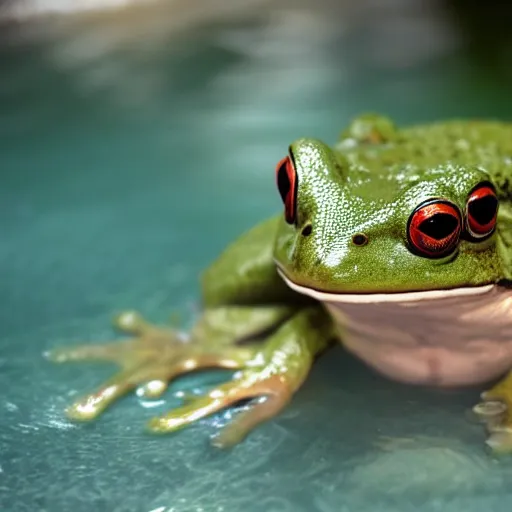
[201,217,306,307]
[52,114,512,448]
[273,115,512,294]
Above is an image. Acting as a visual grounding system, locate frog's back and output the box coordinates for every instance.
[336,117,512,199]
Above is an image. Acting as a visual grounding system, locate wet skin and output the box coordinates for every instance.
[49,114,512,451]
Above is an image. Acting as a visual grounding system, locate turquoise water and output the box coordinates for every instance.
[2,7,512,511]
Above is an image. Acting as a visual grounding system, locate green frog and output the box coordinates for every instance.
[49,114,512,452]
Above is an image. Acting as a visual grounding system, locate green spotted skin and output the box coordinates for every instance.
[272,115,512,295]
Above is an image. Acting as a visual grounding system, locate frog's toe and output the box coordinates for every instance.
[45,340,133,363]
[65,364,169,421]
[472,400,507,420]
[147,394,226,435]
[66,395,107,421]
[113,310,153,335]
[212,392,290,448]
[472,398,509,441]
[486,426,512,454]
[136,379,169,399]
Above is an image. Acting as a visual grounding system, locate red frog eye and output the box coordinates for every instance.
[275,155,297,224]
[465,183,498,239]
[407,200,462,258]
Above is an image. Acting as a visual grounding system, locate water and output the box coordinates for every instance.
[2,2,512,511]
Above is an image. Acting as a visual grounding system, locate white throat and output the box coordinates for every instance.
[278,271,512,387]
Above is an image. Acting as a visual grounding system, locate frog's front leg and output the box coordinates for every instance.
[473,371,512,453]
[149,306,332,448]
[49,304,332,446]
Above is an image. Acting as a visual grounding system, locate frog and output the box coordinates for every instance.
[48,114,512,452]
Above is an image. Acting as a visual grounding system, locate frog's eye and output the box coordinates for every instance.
[407,200,462,258]
[465,182,498,240]
[276,155,297,224]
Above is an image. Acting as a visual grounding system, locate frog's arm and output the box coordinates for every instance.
[201,215,307,307]
[150,305,334,447]
[49,215,331,447]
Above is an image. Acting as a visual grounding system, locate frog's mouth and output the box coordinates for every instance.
[276,269,495,304]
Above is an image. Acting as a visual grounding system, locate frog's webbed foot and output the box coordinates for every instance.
[472,372,512,453]
[49,306,330,447]
[146,306,331,447]
[47,311,252,421]
[148,364,292,449]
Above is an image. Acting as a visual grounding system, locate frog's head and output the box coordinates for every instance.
[273,138,502,296]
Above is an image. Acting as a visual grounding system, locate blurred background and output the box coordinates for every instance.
[2,1,512,511]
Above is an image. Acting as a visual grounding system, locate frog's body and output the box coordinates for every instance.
[50,115,512,451]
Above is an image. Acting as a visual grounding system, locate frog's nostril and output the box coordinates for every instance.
[301,224,313,237]
[352,233,368,246]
